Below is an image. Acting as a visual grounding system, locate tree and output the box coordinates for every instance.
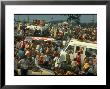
[18,16,21,22]
[66,14,81,25]
[27,16,30,23]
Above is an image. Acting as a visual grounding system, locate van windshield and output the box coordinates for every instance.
[63,46,67,51]
[85,48,97,57]
[65,45,74,53]
[75,46,84,54]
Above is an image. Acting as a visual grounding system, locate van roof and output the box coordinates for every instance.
[69,39,97,49]
[25,37,55,41]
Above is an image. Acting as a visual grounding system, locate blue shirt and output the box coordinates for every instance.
[18,49,25,58]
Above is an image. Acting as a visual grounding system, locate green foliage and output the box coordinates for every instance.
[66,14,81,25]
[27,16,30,23]
[18,16,21,22]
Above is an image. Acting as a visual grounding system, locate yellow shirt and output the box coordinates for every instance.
[83,63,90,70]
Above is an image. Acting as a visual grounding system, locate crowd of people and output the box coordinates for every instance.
[14,21,97,42]
[14,20,97,76]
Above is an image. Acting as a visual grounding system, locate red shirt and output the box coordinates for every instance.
[76,54,81,65]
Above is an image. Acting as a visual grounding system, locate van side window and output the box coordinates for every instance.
[66,45,74,53]
[75,46,84,54]
[85,48,97,57]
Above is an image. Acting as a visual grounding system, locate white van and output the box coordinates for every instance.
[60,39,97,63]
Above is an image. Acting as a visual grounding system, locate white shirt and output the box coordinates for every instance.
[54,57,60,67]
[36,45,40,50]
[16,42,20,48]
[63,41,66,46]
[35,58,39,67]
[69,53,74,61]
[19,59,29,69]
[71,61,76,68]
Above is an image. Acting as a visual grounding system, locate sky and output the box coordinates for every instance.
[14,14,97,23]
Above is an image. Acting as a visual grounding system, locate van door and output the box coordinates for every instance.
[82,46,86,64]
[65,45,74,53]
[60,45,75,62]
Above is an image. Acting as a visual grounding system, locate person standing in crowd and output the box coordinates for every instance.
[44,54,50,69]
[24,41,30,50]
[53,27,58,39]
[87,58,94,75]
[14,55,18,75]
[69,49,74,61]
[39,43,45,53]
[15,39,21,49]
[38,53,45,67]
[66,50,71,65]
[25,48,31,58]
[73,61,80,75]
[76,51,81,70]
[83,59,90,75]
[36,42,40,51]
[57,45,61,52]
[31,47,36,59]
[83,57,89,67]
[45,47,50,54]
[35,54,40,67]
[18,56,29,76]
[39,46,43,53]
[52,49,56,56]
[18,47,25,59]
[71,58,77,71]
[93,55,97,75]
[53,54,61,72]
